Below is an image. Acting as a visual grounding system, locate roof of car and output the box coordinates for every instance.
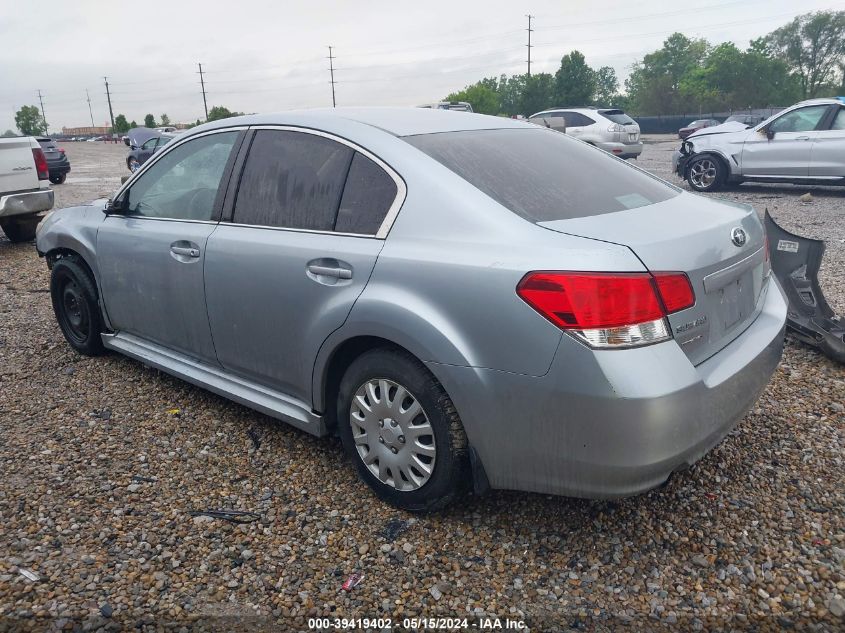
[794,97,843,107]
[191,107,528,138]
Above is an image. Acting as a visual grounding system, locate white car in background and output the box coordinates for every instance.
[0,136,54,242]
[528,107,643,159]
[673,97,845,192]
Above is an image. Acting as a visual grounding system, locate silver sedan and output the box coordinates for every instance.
[37,108,786,510]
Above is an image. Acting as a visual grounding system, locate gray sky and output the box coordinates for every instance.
[2,0,842,132]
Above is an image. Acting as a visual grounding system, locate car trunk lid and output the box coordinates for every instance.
[539,192,769,365]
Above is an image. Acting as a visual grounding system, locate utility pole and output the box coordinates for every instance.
[103,77,115,133]
[198,63,209,121]
[526,14,534,77]
[327,46,337,107]
[86,89,95,127]
[37,89,48,133]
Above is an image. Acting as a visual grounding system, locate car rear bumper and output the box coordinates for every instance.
[0,188,55,219]
[429,278,787,499]
[595,140,643,158]
[47,157,71,175]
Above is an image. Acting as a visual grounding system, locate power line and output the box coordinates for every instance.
[198,63,209,121]
[526,14,534,76]
[36,90,47,133]
[103,77,115,132]
[327,46,337,108]
[86,89,95,127]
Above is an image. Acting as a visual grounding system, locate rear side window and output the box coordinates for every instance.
[600,110,635,125]
[405,128,679,222]
[234,130,353,230]
[335,153,398,234]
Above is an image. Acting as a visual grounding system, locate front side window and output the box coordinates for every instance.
[830,107,845,131]
[769,105,829,134]
[233,130,353,231]
[124,131,238,221]
[405,127,679,222]
[141,137,159,150]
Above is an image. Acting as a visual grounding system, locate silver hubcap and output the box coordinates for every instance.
[690,159,717,189]
[350,378,436,491]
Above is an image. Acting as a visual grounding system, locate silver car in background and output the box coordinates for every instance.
[674,97,845,192]
[528,107,643,158]
[36,108,786,511]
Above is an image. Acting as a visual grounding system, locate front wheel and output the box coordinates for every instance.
[127,157,140,172]
[0,215,40,243]
[50,258,105,356]
[337,348,468,512]
[686,155,726,192]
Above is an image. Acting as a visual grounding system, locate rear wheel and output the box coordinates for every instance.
[49,173,67,185]
[50,258,105,356]
[337,348,468,512]
[0,215,40,243]
[686,155,726,192]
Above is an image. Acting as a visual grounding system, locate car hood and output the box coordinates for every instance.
[687,121,749,139]
[125,127,159,148]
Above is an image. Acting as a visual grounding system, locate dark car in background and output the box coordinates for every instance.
[125,129,178,172]
[36,138,71,184]
[678,119,721,139]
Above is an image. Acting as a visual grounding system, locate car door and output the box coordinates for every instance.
[740,104,829,177]
[809,105,845,178]
[204,127,403,404]
[97,129,242,363]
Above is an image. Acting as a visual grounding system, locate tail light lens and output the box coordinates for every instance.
[517,271,695,349]
[32,148,49,180]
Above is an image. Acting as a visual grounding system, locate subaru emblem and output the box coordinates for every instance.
[731,227,747,247]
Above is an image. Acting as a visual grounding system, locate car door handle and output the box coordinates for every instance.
[307,264,352,279]
[170,245,200,258]
[795,136,811,141]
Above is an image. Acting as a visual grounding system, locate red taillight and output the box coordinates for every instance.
[517,271,696,348]
[58,147,66,154]
[32,148,49,180]
[653,272,695,313]
[517,272,664,330]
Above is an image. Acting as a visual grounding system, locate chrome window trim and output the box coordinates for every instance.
[240,125,408,239]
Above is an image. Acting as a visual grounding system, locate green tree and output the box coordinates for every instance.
[626,33,709,114]
[14,105,47,136]
[143,114,156,128]
[1,129,17,138]
[763,11,845,98]
[593,66,619,106]
[160,113,171,126]
[519,73,555,116]
[207,106,243,121]
[497,74,527,116]
[113,114,130,134]
[130,120,138,128]
[554,51,596,106]
[445,82,500,115]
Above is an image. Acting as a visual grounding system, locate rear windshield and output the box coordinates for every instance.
[404,128,679,222]
[600,110,635,125]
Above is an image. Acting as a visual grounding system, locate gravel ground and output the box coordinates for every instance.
[1,138,843,632]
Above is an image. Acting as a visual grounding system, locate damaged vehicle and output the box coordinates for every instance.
[36,109,787,511]
[124,127,179,172]
[673,97,845,192]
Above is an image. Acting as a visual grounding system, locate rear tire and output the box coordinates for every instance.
[686,155,726,192]
[0,215,40,243]
[49,173,67,185]
[50,258,105,356]
[337,348,468,512]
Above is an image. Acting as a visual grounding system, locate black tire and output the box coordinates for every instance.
[0,215,39,243]
[49,172,67,184]
[50,258,105,356]
[685,154,726,192]
[127,157,140,172]
[337,348,468,512]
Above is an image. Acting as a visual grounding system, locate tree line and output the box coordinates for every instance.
[445,10,845,116]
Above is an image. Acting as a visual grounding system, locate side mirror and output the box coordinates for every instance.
[104,196,127,214]
[765,128,775,140]
[124,137,130,146]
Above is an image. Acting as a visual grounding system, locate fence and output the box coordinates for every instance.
[632,108,786,134]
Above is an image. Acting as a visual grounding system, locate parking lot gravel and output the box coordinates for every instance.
[1,138,843,631]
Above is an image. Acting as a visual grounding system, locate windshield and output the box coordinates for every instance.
[405,128,679,222]
[600,110,635,125]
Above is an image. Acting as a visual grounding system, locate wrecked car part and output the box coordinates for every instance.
[765,211,845,364]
